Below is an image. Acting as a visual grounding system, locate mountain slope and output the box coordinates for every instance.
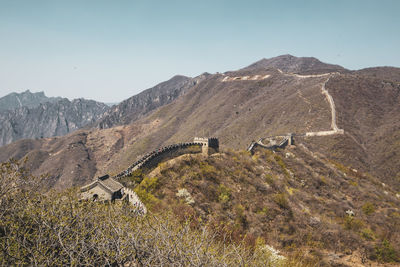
[0,90,62,111]
[353,66,400,82]
[93,74,209,129]
[0,98,109,146]
[304,73,400,189]
[1,55,399,266]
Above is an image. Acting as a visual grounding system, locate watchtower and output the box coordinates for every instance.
[193,137,219,155]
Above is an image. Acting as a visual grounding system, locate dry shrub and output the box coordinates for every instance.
[273,193,290,209]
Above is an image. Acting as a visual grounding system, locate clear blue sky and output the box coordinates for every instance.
[1,0,399,102]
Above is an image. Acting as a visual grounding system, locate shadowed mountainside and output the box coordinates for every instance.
[92,74,209,129]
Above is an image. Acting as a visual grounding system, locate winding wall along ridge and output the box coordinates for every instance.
[248,70,344,153]
[113,142,206,180]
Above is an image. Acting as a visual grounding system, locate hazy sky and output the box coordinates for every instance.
[1,0,399,102]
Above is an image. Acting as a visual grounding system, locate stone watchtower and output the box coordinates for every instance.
[193,137,219,155]
[287,133,294,146]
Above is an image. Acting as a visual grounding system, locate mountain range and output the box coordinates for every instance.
[1,54,400,264]
[0,55,399,191]
[0,55,400,193]
[0,74,210,146]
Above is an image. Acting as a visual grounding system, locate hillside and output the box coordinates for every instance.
[98,64,400,190]
[122,147,400,265]
[0,74,208,146]
[305,74,400,189]
[0,90,62,111]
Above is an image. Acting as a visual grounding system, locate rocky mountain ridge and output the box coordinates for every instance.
[0,98,109,146]
[0,90,63,111]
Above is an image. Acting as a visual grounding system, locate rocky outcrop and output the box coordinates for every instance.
[0,90,62,111]
[0,98,109,146]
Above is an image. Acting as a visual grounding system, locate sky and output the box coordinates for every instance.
[0,0,399,103]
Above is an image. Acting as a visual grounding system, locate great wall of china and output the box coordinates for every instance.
[81,138,219,212]
[82,69,346,211]
[247,135,294,153]
[221,74,270,82]
[112,69,344,175]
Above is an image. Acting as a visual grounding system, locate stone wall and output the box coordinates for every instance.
[247,134,293,154]
[122,187,146,214]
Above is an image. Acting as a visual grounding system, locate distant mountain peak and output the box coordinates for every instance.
[243,54,347,74]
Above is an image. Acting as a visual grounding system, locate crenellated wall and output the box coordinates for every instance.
[114,137,219,180]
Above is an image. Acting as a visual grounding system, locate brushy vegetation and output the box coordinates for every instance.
[361,202,375,215]
[2,143,400,265]
[124,148,400,265]
[374,239,399,263]
[217,184,231,204]
[0,159,291,266]
[273,193,290,209]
